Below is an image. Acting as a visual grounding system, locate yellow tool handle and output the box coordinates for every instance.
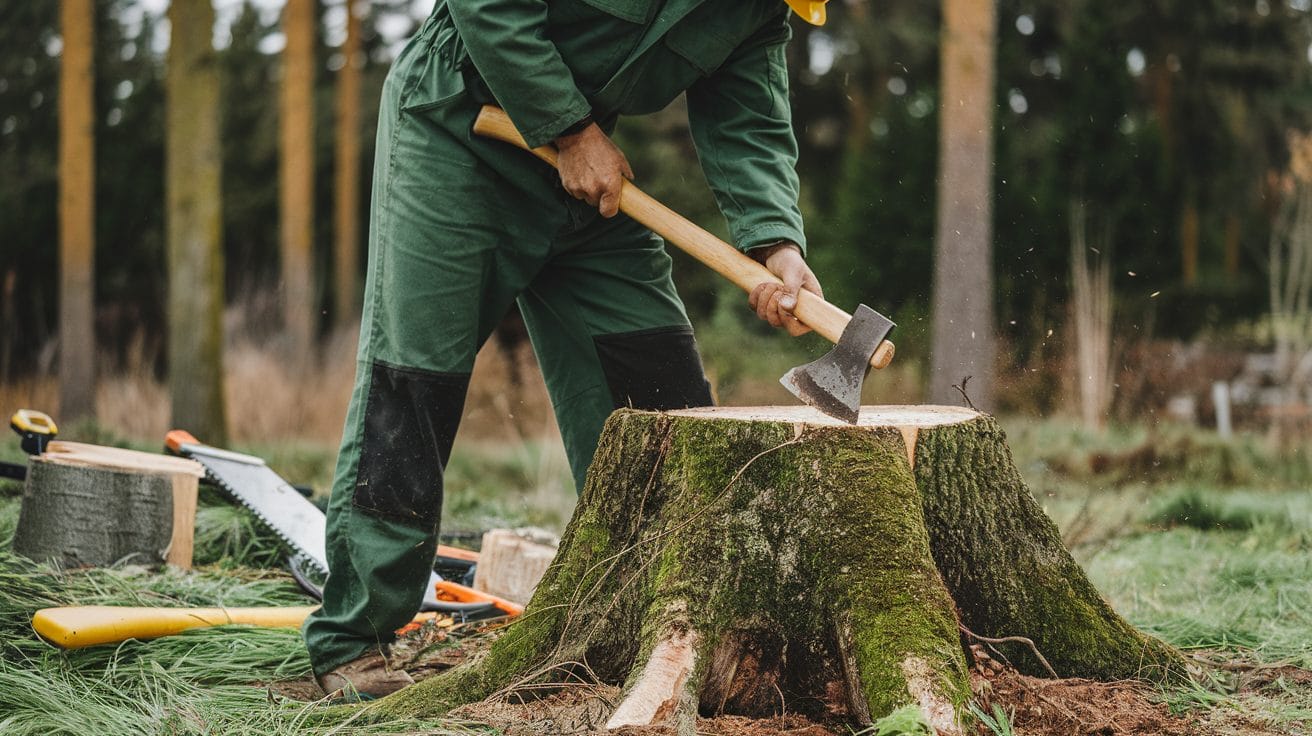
[471,106,894,371]
[11,409,57,437]
[32,605,319,649]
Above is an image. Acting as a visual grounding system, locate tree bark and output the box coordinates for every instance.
[281,0,317,354]
[333,0,362,328]
[167,0,228,443]
[58,0,96,422]
[1181,197,1200,285]
[378,407,1184,734]
[929,0,997,410]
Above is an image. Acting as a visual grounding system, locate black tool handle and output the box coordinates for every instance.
[0,460,26,481]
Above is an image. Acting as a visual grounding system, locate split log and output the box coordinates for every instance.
[379,406,1185,733]
[12,442,204,569]
[472,528,558,605]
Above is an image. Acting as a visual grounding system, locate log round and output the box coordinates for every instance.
[379,406,1184,734]
[12,442,203,569]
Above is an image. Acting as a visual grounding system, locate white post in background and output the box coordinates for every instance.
[1212,381,1233,439]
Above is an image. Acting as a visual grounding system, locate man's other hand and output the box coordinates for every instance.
[555,123,633,218]
[748,242,822,337]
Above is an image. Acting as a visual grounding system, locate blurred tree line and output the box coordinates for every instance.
[1,0,1310,399]
[0,0,411,381]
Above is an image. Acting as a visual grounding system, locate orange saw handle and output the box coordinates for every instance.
[434,581,524,617]
[471,105,894,371]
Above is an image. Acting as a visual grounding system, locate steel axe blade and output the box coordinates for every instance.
[780,305,895,424]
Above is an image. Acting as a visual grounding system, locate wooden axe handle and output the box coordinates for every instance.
[472,106,894,371]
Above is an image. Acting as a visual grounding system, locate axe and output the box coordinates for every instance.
[472,106,895,424]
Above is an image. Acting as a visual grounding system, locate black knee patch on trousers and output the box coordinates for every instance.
[352,361,469,528]
[593,326,714,411]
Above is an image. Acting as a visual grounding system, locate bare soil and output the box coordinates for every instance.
[967,644,1192,735]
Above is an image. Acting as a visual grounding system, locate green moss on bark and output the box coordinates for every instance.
[913,416,1186,681]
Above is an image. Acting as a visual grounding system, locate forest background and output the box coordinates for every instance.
[2,0,1312,446]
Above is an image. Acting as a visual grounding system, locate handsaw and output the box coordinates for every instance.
[164,430,492,615]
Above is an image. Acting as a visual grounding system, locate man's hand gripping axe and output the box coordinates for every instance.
[472,106,895,424]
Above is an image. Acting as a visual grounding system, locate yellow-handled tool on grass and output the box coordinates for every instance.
[31,583,522,649]
[32,605,319,649]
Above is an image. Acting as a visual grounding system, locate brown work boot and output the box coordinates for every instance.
[316,651,415,701]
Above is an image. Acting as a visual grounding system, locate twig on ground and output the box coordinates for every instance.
[960,622,1059,679]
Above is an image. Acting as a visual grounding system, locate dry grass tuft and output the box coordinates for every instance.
[0,322,560,447]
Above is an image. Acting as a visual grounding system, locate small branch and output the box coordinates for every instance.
[959,623,1059,679]
[951,376,978,411]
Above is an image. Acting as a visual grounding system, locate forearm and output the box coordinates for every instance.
[446,0,591,147]
[687,13,806,254]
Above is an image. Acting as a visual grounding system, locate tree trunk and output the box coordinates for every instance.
[333,0,362,328]
[1224,212,1240,278]
[13,442,203,569]
[167,0,228,443]
[378,407,1185,733]
[929,0,997,410]
[281,0,317,355]
[1070,200,1114,430]
[58,0,96,422]
[1181,197,1200,285]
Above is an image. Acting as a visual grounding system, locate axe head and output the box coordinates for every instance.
[780,305,895,424]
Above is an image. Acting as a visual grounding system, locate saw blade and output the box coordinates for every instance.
[182,443,330,575]
[176,439,445,608]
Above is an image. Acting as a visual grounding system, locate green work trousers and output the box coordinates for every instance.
[302,18,713,675]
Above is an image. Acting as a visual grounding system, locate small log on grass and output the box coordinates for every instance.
[13,442,204,569]
[473,528,558,605]
[379,406,1185,734]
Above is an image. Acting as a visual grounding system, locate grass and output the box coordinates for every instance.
[0,490,486,735]
[966,703,1016,736]
[1004,419,1312,732]
[0,410,574,735]
[1083,518,1312,666]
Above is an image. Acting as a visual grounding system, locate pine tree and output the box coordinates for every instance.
[58,0,96,421]
[929,0,998,408]
[281,0,317,354]
[167,0,228,442]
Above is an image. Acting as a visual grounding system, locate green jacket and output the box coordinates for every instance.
[440,0,806,253]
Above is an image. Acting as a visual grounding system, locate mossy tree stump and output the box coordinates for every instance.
[380,406,1184,734]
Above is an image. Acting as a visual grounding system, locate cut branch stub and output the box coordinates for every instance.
[379,406,1184,734]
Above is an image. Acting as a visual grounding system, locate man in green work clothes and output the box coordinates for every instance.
[305,0,833,698]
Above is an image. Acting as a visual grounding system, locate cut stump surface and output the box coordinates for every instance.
[379,406,1184,734]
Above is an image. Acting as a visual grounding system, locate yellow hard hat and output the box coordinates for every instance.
[785,0,827,25]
